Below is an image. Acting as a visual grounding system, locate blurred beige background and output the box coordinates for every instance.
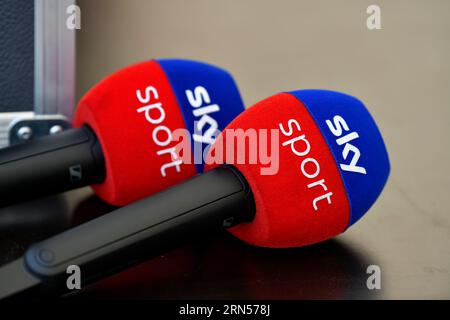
[76,0,450,299]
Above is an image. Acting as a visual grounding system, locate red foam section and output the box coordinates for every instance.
[74,61,196,206]
[205,93,350,248]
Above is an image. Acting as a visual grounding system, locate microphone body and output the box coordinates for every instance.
[0,126,104,206]
[0,166,254,298]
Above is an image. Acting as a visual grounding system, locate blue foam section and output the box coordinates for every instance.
[158,59,245,173]
[289,90,390,226]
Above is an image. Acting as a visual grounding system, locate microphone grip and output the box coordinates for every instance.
[24,166,255,293]
[0,126,105,206]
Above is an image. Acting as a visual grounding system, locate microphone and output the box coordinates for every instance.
[0,90,390,299]
[0,59,244,207]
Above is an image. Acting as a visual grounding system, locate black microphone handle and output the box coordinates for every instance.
[23,165,255,295]
[0,126,105,206]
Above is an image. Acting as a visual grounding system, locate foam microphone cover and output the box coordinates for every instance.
[74,59,244,206]
[205,90,390,248]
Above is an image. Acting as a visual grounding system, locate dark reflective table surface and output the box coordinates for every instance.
[0,187,381,300]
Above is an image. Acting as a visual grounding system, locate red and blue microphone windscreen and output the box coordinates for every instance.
[205,90,390,248]
[74,59,244,206]
[289,90,390,226]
